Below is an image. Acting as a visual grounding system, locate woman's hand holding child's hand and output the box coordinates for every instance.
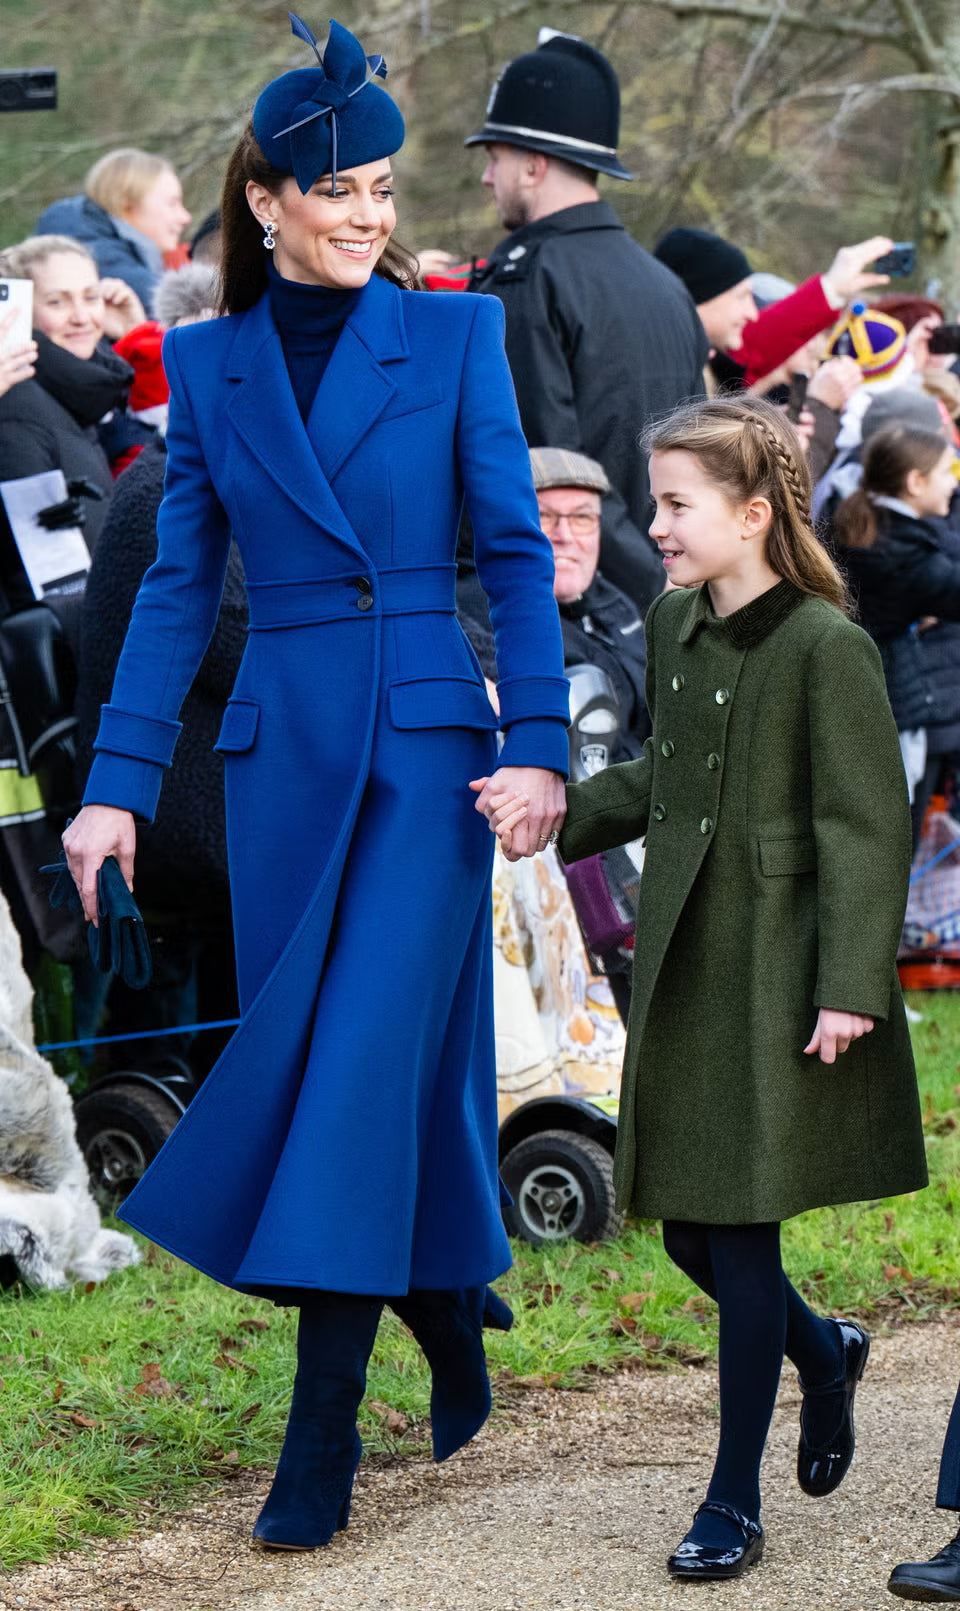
[804,1008,874,1064]
[470,769,566,862]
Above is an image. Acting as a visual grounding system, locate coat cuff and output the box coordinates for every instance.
[497,717,569,776]
[814,973,892,1023]
[94,705,183,767]
[83,749,167,823]
[496,674,570,726]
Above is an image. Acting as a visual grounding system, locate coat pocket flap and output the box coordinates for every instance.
[214,698,260,753]
[389,677,500,731]
[759,836,817,876]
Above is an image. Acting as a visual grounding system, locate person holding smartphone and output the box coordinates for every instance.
[0,307,37,398]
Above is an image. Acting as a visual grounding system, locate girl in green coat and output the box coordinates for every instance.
[477,396,927,1583]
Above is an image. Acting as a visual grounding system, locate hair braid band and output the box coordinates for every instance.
[749,412,812,527]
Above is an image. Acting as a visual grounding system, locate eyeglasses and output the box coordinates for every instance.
[537,508,601,537]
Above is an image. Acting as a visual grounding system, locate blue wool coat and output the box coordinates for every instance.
[83,277,569,1296]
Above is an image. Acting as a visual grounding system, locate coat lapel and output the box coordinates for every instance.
[225,293,366,562]
[305,275,408,483]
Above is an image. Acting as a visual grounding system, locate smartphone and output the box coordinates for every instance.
[928,324,960,356]
[786,370,809,424]
[871,242,915,278]
[0,278,33,355]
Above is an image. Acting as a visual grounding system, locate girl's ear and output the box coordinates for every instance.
[903,465,925,501]
[742,495,773,540]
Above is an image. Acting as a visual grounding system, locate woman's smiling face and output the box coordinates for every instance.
[30,251,105,360]
[247,162,396,289]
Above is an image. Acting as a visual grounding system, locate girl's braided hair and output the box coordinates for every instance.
[643,394,849,613]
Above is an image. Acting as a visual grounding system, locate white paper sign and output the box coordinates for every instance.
[0,470,91,600]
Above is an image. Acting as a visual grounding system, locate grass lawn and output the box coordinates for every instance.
[1,991,958,1566]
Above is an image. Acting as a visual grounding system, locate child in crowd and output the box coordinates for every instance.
[831,423,959,830]
[476,395,927,1582]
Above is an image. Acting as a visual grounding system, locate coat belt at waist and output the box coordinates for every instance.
[245,565,458,630]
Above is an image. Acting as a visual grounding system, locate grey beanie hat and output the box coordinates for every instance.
[861,387,943,442]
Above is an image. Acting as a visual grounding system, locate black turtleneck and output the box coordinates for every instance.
[267,258,360,422]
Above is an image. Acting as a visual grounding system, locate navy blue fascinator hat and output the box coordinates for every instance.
[253,14,405,195]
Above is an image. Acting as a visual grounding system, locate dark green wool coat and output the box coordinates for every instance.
[559,580,928,1224]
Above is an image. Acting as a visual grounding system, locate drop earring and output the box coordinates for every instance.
[263,221,277,251]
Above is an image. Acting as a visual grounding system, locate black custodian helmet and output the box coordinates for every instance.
[465,30,632,181]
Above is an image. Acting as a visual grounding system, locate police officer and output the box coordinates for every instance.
[466,30,708,613]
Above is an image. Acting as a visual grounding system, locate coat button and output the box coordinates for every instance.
[672,674,684,692]
[357,594,374,611]
[653,803,667,822]
[661,739,675,758]
[715,688,729,705]
[354,576,372,593]
[700,817,713,834]
[707,752,721,770]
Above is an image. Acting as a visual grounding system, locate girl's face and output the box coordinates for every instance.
[649,449,771,590]
[248,163,397,290]
[905,445,957,519]
[30,251,105,359]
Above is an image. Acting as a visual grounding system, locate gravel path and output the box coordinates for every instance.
[2,1317,958,1611]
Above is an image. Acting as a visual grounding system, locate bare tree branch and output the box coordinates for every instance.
[628,0,907,46]
[888,0,943,70]
[730,0,788,118]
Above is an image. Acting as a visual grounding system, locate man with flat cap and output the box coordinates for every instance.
[466,29,708,613]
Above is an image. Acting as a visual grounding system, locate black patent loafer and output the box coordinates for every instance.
[667,1502,764,1581]
[888,1530,960,1601]
[797,1318,870,1498]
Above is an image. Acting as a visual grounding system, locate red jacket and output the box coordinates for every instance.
[729,275,838,385]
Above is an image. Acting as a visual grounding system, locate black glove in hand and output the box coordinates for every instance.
[35,495,86,531]
[40,850,152,989]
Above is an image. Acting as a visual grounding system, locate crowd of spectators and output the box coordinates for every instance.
[1,52,959,1060]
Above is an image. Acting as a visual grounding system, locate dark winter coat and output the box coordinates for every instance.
[34,195,164,314]
[559,580,927,1223]
[0,334,130,614]
[471,201,708,614]
[75,437,248,907]
[559,575,649,759]
[835,505,960,733]
[83,281,569,1297]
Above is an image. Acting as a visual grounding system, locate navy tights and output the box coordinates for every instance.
[662,1220,842,1542]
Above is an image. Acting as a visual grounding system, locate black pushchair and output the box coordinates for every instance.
[0,603,225,1202]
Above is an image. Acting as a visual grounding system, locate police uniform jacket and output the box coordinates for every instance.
[82,278,569,1297]
[472,201,709,613]
[559,580,927,1223]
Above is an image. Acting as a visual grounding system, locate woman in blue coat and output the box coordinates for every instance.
[63,17,568,1551]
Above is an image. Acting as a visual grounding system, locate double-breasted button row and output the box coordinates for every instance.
[354,576,374,611]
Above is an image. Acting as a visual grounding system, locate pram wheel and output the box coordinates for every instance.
[501,1129,622,1246]
[74,1080,180,1206]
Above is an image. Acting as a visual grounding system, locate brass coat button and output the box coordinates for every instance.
[700,817,713,834]
[707,752,721,770]
[661,740,675,758]
[672,674,684,692]
[653,803,667,822]
[715,688,729,705]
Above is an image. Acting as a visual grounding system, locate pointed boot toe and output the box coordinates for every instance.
[797,1319,870,1498]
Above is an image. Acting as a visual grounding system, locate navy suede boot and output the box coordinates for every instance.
[390,1285,513,1461]
[253,1292,383,1550]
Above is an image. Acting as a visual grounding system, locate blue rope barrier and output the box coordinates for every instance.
[37,1017,241,1054]
[909,835,960,883]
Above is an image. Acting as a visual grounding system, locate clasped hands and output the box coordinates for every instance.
[470,767,565,862]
